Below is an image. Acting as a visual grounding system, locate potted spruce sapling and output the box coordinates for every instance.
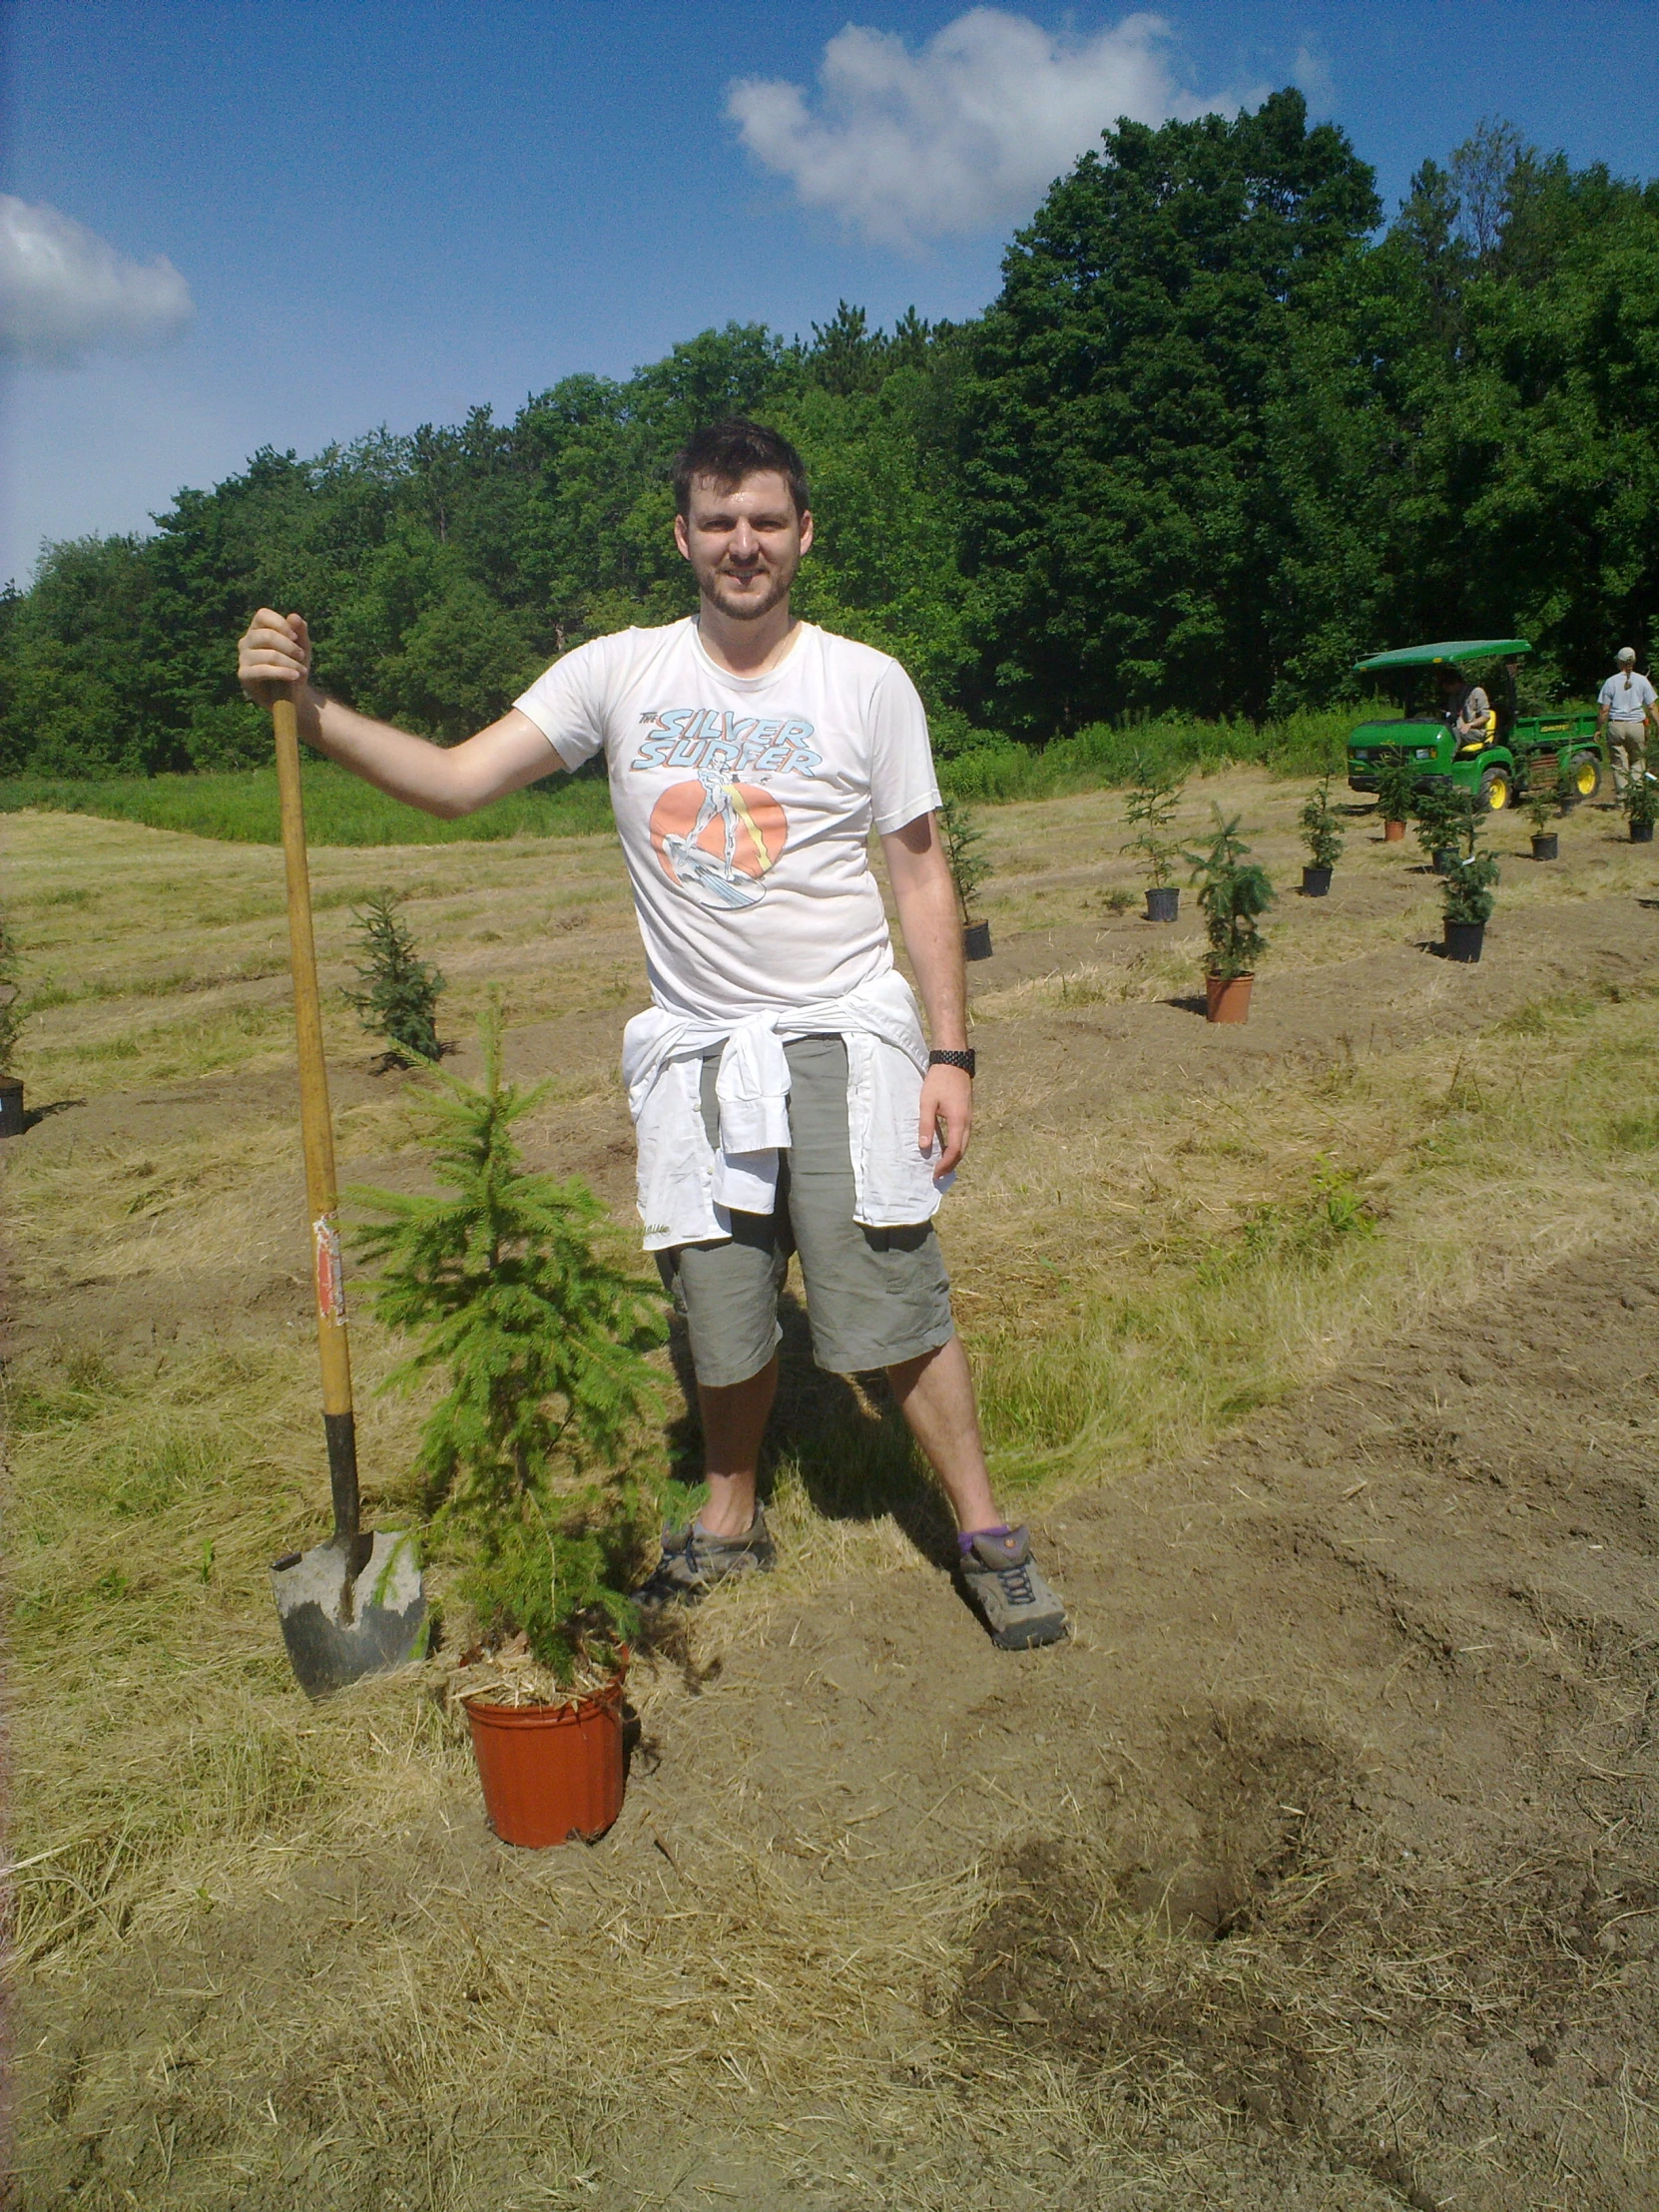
[350,1003,664,1847]
[345,889,445,1065]
[0,911,24,1138]
[1624,768,1658,844]
[1441,809,1498,961]
[1121,758,1186,920]
[939,794,994,959]
[1375,750,1417,843]
[1297,776,1345,896]
[1186,809,1275,1023]
[1414,783,1473,875]
[1525,782,1559,861]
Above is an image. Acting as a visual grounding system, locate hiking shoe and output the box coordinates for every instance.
[633,1506,776,1607]
[957,1526,1069,1650]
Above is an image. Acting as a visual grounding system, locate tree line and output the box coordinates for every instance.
[3,90,1656,779]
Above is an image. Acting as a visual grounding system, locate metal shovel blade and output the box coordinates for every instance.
[271,1528,426,1699]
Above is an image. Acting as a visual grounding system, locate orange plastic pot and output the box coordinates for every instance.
[465,1665,626,1847]
[1205,973,1254,1024]
[1383,819,1406,842]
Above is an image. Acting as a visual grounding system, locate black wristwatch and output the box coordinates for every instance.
[929,1048,976,1077]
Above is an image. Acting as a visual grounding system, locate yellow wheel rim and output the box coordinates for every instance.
[1576,757,1597,795]
[1486,776,1509,811]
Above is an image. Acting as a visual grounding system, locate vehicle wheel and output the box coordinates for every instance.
[1478,765,1512,811]
[1568,752,1603,801]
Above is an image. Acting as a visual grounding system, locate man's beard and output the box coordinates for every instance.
[699,564,794,622]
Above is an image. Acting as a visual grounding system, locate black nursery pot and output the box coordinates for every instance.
[0,1079,23,1139]
[1631,822,1655,844]
[1301,864,1333,897]
[1432,847,1458,875]
[963,919,994,960]
[1443,921,1485,963]
[1145,886,1180,922]
[1531,832,1559,861]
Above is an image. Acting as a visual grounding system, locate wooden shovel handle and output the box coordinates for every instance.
[273,698,359,1540]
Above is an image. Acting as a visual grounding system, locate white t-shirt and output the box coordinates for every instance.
[514,618,941,1024]
[1600,670,1656,723]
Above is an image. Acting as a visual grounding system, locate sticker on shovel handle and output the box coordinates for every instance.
[313,1214,346,1327]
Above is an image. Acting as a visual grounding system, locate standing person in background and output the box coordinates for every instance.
[238,418,1069,1652]
[1597,647,1659,800]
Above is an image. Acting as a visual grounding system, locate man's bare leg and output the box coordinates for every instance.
[697,1353,778,1536]
[886,1336,999,1532]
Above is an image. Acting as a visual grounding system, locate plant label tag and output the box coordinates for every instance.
[313,1214,347,1327]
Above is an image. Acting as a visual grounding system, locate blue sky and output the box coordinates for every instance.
[4,0,1657,588]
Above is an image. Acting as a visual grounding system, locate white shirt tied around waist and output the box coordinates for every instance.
[622,968,950,1252]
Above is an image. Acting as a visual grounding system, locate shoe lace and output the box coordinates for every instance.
[993,1561,1035,1605]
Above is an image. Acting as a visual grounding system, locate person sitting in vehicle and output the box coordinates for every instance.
[1438,666,1491,747]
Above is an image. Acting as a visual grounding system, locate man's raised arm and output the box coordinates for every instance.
[237,609,559,819]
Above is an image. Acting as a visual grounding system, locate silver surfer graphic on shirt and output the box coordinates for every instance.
[649,768,788,911]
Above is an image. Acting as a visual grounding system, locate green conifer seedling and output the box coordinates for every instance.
[345,890,444,1063]
[349,1004,665,1678]
[1185,808,1275,980]
[1375,750,1419,828]
[1298,776,1345,870]
[938,793,990,920]
[0,912,23,1078]
[1120,755,1186,888]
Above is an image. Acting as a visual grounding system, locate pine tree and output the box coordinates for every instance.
[938,793,990,920]
[344,890,444,1064]
[1185,809,1275,979]
[0,911,23,1077]
[1120,755,1186,887]
[349,1003,664,1676]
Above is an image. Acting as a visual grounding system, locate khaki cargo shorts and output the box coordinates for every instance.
[656,1034,955,1387]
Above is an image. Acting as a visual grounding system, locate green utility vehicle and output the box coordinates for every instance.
[1346,638,1602,812]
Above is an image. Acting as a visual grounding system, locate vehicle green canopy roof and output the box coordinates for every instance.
[1354,638,1531,672]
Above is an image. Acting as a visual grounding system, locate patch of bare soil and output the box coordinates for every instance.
[12,1245,1654,2210]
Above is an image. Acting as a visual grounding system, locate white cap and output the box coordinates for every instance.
[1619,646,1637,663]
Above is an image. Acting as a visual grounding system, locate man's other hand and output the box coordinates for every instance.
[239,609,311,706]
[919,1063,972,1177]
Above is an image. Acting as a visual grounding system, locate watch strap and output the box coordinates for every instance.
[928,1048,976,1077]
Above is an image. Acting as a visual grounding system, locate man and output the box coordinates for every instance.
[1438,665,1491,747]
[1597,647,1659,800]
[238,418,1067,1651]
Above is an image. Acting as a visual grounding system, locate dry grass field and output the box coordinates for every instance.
[3,767,1656,2210]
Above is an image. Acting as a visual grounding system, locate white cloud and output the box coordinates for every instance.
[0,195,194,366]
[729,8,1261,251]
[1293,42,1337,119]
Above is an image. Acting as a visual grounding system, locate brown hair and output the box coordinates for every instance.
[671,419,809,520]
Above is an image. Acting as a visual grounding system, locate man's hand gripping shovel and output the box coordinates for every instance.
[267,696,425,1695]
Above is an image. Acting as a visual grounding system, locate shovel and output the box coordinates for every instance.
[268,696,425,1697]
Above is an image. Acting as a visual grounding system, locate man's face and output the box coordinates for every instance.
[675,470,813,623]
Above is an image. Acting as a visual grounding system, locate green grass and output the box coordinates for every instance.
[2,710,1366,845]
[0,760,615,846]
[936,707,1365,801]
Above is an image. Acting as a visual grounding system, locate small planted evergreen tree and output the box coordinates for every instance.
[1186,810,1275,979]
[1375,751,1418,829]
[1298,777,1345,871]
[938,793,990,921]
[0,912,24,1079]
[1413,782,1476,864]
[1443,849,1500,927]
[345,890,445,1064]
[1624,768,1659,833]
[1120,756,1186,887]
[349,1003,664,1682]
